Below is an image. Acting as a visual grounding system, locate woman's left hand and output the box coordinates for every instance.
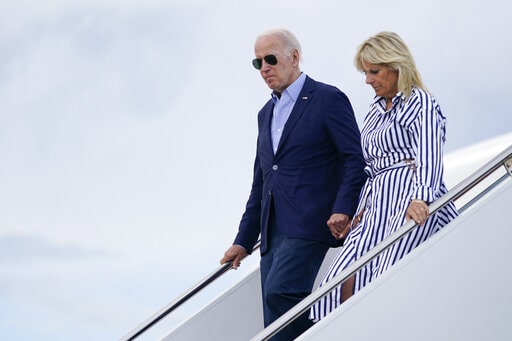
[406,199,429,225]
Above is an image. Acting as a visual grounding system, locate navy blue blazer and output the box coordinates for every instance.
[234,76,366,254]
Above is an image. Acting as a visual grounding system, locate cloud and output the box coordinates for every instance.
[0,0,511,340]
[0,234,105,262]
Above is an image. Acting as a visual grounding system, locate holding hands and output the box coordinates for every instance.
[327,213,351,240]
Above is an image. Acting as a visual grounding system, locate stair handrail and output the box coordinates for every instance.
[120,241,261,341]
[250,143,512,340]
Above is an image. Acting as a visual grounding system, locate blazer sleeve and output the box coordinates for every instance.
[325,88,367,216]
[233,142,263,253]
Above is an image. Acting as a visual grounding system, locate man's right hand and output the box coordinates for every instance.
[220,245,247,270]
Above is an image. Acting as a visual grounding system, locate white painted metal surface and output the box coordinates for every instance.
[298,179,512,341]
[161,246,341,340]
[159,133,512,341]
[161,268,263,340]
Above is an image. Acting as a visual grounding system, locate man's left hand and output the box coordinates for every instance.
[327,213,351,240]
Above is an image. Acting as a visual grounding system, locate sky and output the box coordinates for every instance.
[0,0,511,340]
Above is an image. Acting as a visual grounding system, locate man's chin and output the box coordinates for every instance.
[266,83,282,93]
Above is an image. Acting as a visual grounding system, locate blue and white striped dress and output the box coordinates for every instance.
[310,87,458,322]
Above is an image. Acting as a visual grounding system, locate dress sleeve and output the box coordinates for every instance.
[410,91,447,203]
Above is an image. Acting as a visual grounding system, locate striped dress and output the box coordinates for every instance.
[310,87,458,322]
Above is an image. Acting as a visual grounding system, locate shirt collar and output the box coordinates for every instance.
[271,72,307,103]
[371,91,405,107]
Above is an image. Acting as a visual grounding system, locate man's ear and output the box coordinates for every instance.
[292,49,300,66]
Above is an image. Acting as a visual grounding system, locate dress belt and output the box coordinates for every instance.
[364,158,416,179]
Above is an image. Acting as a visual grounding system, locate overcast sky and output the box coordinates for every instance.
[1,0,511,340]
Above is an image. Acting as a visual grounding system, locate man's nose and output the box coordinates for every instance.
[260,60,272,71]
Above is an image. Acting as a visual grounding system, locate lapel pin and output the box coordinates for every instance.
[302,96,308,100]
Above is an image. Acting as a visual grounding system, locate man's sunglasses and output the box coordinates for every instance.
[252,54,278,70]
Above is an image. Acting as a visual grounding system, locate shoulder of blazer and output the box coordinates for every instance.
[302,75,317,95]
[301,76,343,101]
[304,75,344,95]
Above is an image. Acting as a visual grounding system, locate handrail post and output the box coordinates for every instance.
[504,156,512,177]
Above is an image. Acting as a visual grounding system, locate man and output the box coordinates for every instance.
[220,28,366,340]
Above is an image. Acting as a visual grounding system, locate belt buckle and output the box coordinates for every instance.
[404,158,417,171]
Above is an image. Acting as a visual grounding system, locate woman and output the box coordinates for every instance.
[310,31,458,322]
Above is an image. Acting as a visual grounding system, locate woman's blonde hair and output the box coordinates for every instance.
[354,31,427,99]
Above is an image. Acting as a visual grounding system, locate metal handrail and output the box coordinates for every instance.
[120,241,261,341]
[250,144,512,341]
[121,144,512,341]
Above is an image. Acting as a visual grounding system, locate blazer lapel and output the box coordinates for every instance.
[262,101,275,156]
[276,76,315,153]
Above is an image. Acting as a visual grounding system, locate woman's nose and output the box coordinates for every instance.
[365,74,373,84]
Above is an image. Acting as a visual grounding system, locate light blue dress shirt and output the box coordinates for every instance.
[270,72,307,154]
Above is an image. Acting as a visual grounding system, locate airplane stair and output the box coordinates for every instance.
[121,133,512,341]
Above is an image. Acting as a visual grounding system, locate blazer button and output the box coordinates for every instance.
[272,165,278,170]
